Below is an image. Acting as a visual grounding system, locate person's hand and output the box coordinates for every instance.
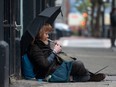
[53,41,62,54]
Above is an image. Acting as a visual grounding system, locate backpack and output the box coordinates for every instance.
[22,54,35,79]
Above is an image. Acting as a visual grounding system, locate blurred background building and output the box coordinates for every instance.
[55,0,116,38]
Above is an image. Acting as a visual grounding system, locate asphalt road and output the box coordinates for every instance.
[62,47,116,75]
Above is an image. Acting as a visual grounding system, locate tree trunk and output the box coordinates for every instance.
[94,5,101,37]
[90,3,95,36]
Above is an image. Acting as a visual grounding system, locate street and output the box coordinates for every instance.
[59,36,116,75]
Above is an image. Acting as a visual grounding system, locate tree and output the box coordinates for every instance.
[90,0,105,37]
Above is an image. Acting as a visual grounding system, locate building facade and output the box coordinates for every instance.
[0,0,55,87]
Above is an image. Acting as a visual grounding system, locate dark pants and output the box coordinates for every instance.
[111,26,116,47]
[70,60,90,82]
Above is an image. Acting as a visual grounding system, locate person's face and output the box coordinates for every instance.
[42,31,49,41]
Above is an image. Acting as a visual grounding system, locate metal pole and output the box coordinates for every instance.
[0,41,9,87]
[20,0,23,38]
[15,38,21,79]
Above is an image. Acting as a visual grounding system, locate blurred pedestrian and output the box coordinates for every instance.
[110,7,116,47]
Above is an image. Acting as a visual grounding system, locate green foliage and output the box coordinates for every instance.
[75,0,91,13]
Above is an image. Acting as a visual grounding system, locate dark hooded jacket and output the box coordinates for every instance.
[27,39,62,79]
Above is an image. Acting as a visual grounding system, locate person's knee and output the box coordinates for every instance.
[74,60,84,67]
[72,60,85,72]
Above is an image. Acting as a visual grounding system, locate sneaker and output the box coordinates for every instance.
[89,73,106,82]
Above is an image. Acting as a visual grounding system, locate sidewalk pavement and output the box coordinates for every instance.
[10,76,116,87]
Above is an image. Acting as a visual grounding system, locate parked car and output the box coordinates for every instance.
[54,23,72,39]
